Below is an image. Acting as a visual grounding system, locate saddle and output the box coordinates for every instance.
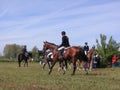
[24,52,28,57]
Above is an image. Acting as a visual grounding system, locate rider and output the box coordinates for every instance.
[58,31,70,58]
[84,42,89,55]
[22,45,28,57]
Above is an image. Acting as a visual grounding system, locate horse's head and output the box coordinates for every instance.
[28,52,33,58]
[42,41,49,54]
[87,48,95,60]
[42,41,58,53]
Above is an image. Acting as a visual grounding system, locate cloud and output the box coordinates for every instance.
[0,0,120,54]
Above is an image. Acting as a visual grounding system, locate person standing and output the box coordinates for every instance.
[112,54,119,68]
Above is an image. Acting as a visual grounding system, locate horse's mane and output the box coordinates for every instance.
[88,48,95,55]
[89,48,94,52]
[46,41,58,46]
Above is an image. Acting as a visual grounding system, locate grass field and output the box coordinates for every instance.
[0,62,120,90]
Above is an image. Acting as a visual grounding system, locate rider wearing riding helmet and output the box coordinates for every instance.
[58,31,70,58]
[84,42,89,55]
[22,45,28,57]
[59,31,70,49]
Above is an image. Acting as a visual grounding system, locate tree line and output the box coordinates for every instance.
[2,44,40,62]
[1,34,120,67]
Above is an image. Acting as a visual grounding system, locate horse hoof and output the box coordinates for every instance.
[48,71,51,75]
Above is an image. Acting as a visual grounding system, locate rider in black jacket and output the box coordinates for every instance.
[58,31,70,59]
[84,42,89,55]
[59,31,70,47]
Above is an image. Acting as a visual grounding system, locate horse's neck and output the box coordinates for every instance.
[48,45,58,52]
[49,48,54,52]
[88,49,94,56]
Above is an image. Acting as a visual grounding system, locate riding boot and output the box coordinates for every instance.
[59,49,64,61]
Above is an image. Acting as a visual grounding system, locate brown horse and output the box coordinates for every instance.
[63,46,88,75]
[87,48,96,71]
[42,41,66,75]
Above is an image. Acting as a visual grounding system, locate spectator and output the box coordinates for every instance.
[112,54,119,68]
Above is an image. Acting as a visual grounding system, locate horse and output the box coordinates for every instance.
[63,46,89,75]
[18,52,33,67]
[75,48,96,71]
[38,49,53,70]
[38,50,44,64]
[42,41,66,75]
[87,48,96,71]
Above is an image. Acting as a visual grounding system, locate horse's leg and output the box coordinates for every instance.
[58,61,62,71]
[83,61,88,75]
[24,59,28,67]
[76,60,81,71]
[71,57,77,75]
[64,59,68,70]
[48,60,56,75]
[58,57,66,75]
[80,61,84,70]
[18,60,21,67]
[58,60,66,75]
[68,61,72,70]
[61,61,66,75]
[48,59,52,71]
[18,55,21,67]
[88,60,90,71]
[89,60,93,71]
[26,59,28,67]
[24,60,26,67]
[42,59,47,70]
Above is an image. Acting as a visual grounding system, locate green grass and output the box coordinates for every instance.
[0,62,120,90]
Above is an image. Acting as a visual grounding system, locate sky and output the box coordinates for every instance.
[0,0,120,55]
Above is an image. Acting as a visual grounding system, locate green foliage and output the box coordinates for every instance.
[31,46,39,62]
[3,44,40,62]
[3,44,22,60]
[96,34,120,67]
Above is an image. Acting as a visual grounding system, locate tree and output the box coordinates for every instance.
[3,44,22,60]
[31,46,39,61]
[96,34,120,67]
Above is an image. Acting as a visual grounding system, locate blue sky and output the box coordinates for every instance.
[0,0,120,55]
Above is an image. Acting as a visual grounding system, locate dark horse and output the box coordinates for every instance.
[18,52,33,67]
[63,46,89,75]
[42,41,66,75]
[75,48,96,71]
